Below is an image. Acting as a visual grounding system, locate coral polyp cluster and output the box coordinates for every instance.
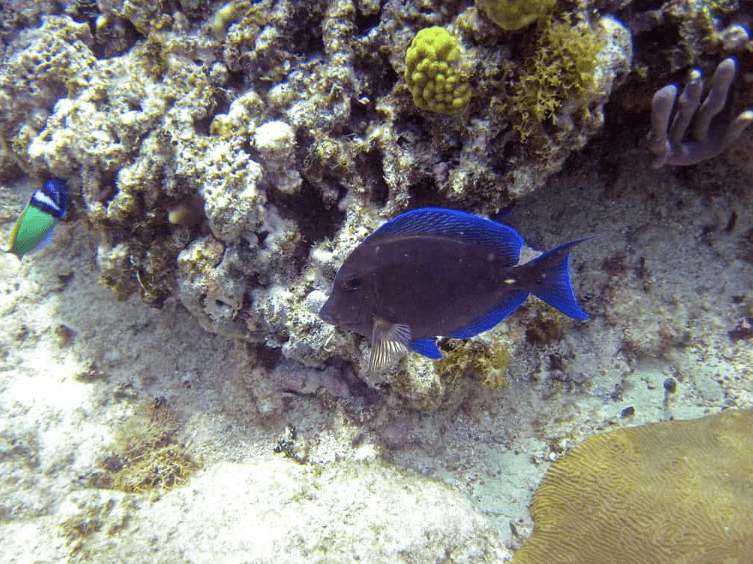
[404,27,472,115]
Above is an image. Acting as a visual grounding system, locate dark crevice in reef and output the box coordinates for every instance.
[354,5,381,35]
[225,70,248,92]
[408,179,451,210]
[567,97,649,189]
[631,22,682,76]
[355,149,390,207]
[193,91,232,136]
[355,51,398,101]
[271,179,346,250]
[255,344,283,370]
[348,97,373,136]
[286,2,327,57]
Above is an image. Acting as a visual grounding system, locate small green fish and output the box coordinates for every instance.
[5,178,69,260]
[319,208,589,370]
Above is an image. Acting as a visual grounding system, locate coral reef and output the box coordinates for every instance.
[3,0,726,409]
[511,409,753,564]
[632,0,752,71]
[404,27,471,115]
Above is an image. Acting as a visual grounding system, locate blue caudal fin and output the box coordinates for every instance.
[409,338,443,359]
[526,238,590,320]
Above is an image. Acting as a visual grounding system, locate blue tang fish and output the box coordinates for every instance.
[5,178,68,260]
[319,208,589,370]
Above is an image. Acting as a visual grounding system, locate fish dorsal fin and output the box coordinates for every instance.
[367,208,524,266]
[369,316,411,372]
[447,289,529,339]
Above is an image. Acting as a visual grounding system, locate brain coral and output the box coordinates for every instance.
[512,408,753,564]
[404,27,471,116]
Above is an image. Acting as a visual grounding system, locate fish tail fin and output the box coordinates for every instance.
[526,238,590,320]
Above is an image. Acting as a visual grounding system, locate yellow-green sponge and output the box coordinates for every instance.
[405,27,471,116]
[477,0,555,32]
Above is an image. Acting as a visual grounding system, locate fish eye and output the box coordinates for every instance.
[343,275,362,291]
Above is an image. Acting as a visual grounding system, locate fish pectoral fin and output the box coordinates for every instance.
[369,317,412,371]
[369,339,406,372]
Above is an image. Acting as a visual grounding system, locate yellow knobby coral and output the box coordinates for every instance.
[404,27,472,116]
[512,409,753,564]
[477,0,555,32]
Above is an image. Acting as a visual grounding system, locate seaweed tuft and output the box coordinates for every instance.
[99,400,202,493]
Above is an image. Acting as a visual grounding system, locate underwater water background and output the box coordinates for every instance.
[1,0,752,562]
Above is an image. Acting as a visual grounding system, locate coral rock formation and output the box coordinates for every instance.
[0,0,633,407]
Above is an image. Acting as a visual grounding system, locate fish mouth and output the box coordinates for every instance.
[319,302,336,325]
[319,310,336,325]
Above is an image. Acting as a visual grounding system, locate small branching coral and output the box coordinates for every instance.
[509,15,602,140]
[648,57,753,167]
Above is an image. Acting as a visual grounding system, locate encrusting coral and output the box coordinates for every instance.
[476,0,555,32]
[511,409,753,564]
[648,57,753,167]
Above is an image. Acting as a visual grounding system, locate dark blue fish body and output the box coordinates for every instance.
[319,208,589,370]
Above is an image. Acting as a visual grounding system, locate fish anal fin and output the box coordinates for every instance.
[408,338,442,360]
[447,290,529,339]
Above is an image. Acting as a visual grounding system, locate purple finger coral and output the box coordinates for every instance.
[647,58,753,167]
